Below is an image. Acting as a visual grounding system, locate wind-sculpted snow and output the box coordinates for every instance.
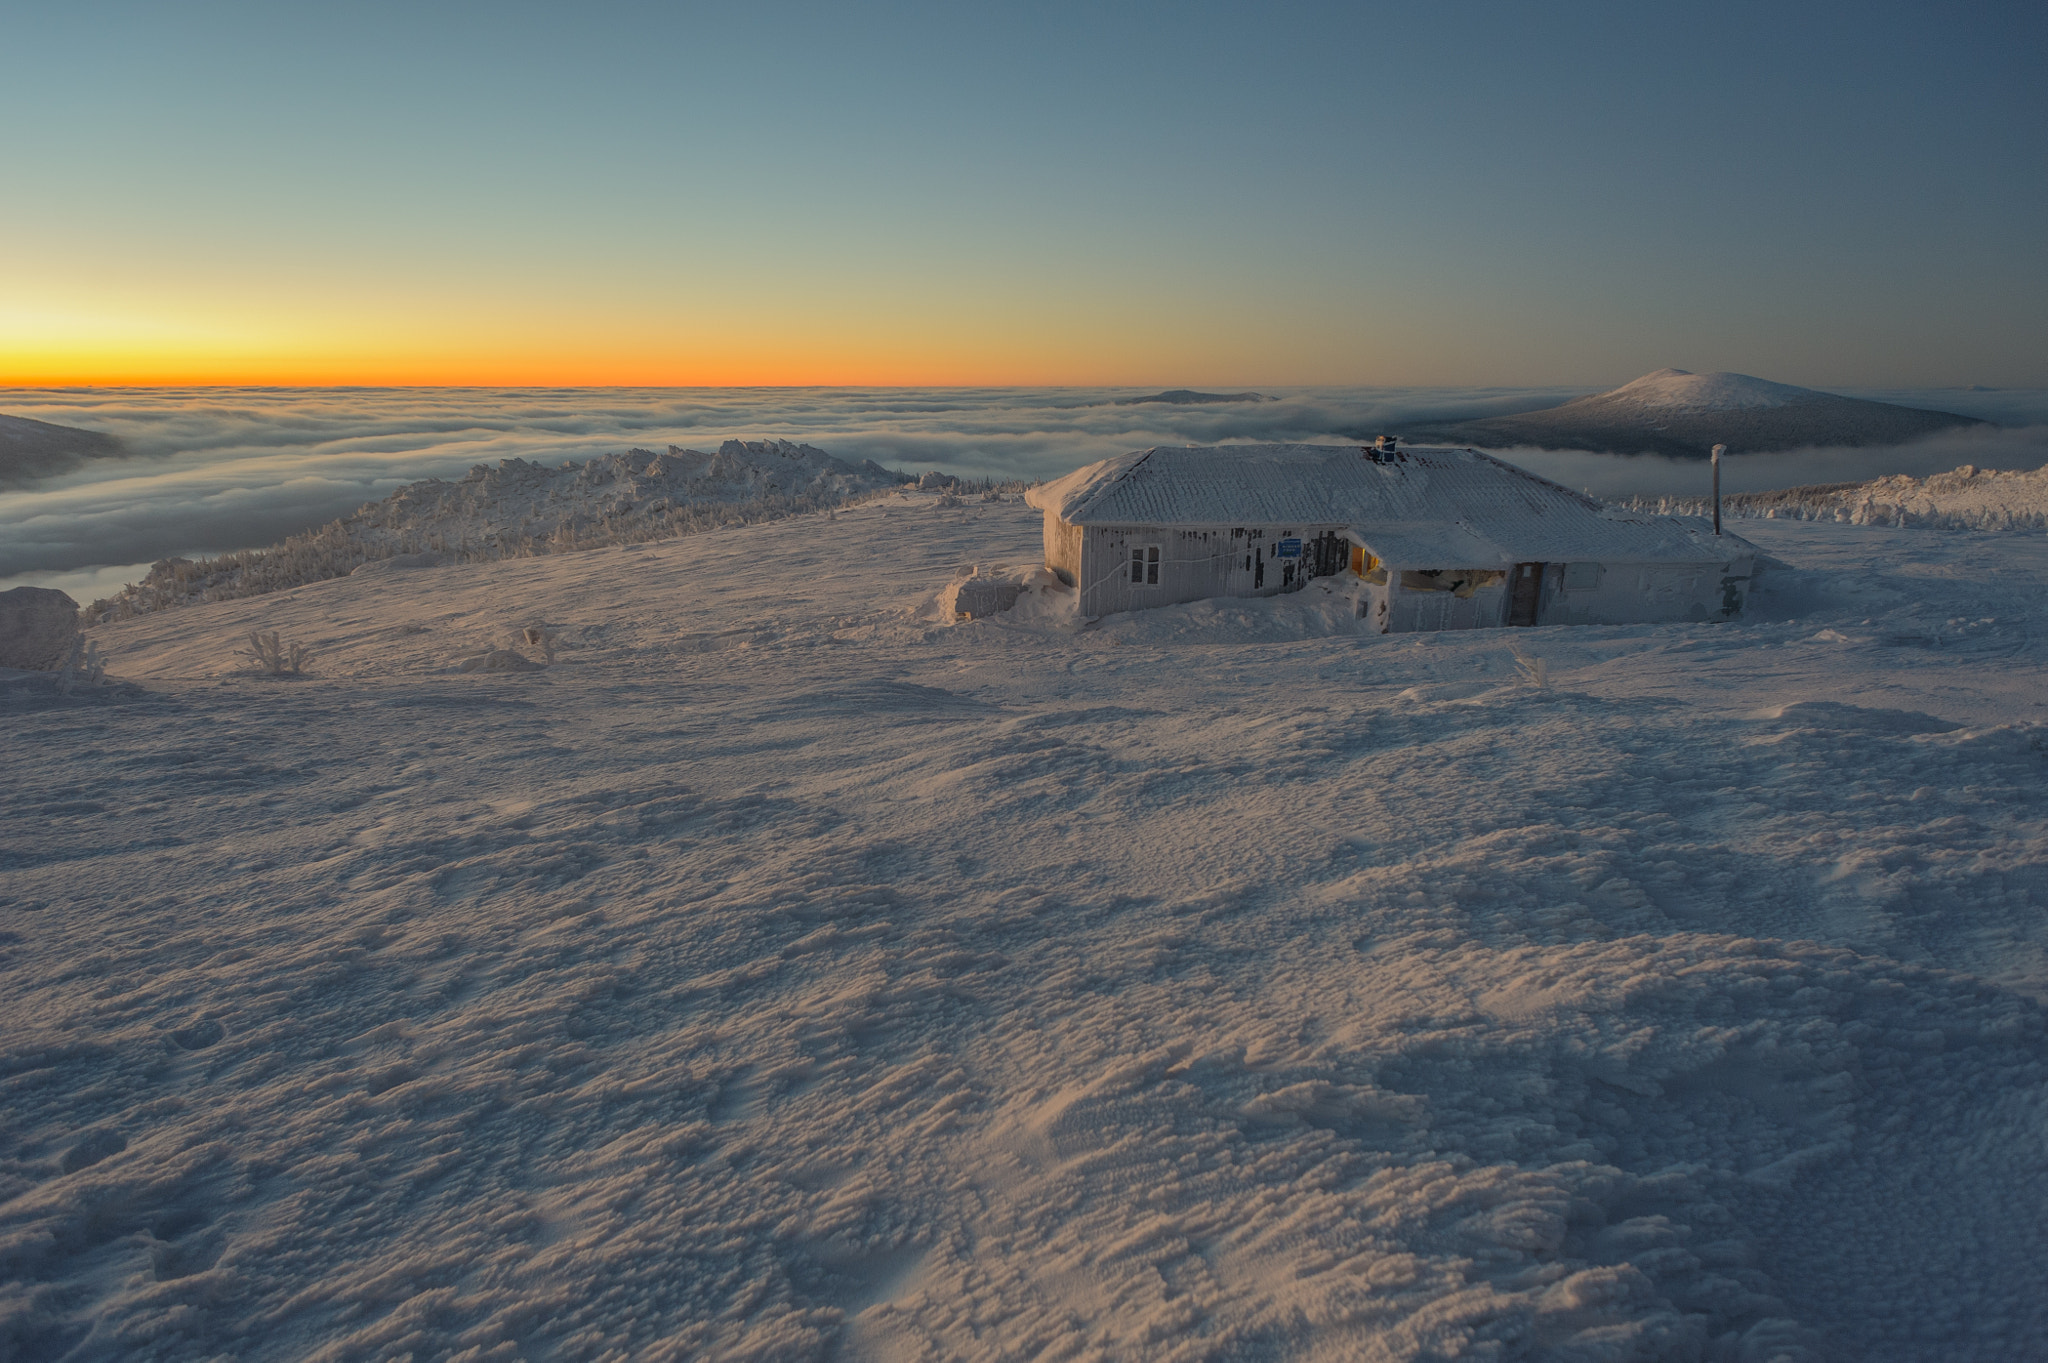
[3,497,2047,1359]
[86,440,918,621]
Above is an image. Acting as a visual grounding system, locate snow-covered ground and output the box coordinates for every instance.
[1628,461,2048,533]
[4,493,2046,1360]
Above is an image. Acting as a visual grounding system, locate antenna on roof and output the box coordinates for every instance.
[1710,443,1726,535]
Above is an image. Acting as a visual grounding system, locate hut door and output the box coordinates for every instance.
[1508,562,1545,626]
[1308,532,1345,578]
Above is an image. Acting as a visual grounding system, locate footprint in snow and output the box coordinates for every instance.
[61,1128,127,1174]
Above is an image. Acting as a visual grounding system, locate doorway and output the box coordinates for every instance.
[1508,562,1545,626]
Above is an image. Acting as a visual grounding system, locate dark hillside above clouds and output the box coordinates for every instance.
[0,412,126,487]
[1112,390,1273,406]
[1408,369,1987,458]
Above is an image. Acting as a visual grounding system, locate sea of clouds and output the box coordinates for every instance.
[2,384,2043,601]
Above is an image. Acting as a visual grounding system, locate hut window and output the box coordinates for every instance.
[1564,562,1601,590]
[1129,545,1161,586]
[1400,568,1504,598]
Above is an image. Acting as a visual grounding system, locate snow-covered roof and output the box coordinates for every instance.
[1025,443,1754,566]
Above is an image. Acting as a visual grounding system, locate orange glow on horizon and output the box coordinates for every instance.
[2,329,1329,389]
[0,297,1404,389]
[0,340,1357,391]
[0,354,1170,389]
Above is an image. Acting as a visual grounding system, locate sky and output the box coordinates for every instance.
[4,1,2045,389]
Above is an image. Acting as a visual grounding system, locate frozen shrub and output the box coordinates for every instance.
[1511,647,1548,688]
[244,630,311,676]
[55,637,107,694]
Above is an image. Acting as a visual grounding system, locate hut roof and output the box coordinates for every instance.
[1025,444,1753,567]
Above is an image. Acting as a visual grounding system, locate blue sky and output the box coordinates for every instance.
[4,0,2043,385]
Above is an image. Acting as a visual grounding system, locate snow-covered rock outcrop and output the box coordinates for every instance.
[0,586,80,670]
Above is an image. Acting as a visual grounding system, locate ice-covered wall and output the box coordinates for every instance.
[1074,523,1348,617]
[1535,556,1756,627]
[1343,553,1755,633]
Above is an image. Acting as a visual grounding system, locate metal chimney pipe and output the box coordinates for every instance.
[1711,443,1725,535]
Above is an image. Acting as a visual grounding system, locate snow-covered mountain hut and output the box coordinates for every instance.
[1024,442,1759,631]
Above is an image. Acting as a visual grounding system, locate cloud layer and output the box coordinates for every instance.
[2,386,2042,589]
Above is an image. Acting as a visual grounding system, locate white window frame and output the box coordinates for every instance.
[1129,543,1162,586]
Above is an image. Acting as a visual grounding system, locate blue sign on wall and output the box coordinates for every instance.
[1276,538,1302,559]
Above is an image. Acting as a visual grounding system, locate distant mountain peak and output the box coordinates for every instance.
[1408,369,1986,458]
[1112,389,1271,406]
[1587,369,1826,415]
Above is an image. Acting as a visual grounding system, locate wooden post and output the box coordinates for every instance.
[1711,443,1725,535]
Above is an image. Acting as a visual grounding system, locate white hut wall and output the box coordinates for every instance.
[1356,580,1394,632]
[1536,556,1756,626]
[1077,524,1346,616]
[1045,516,1084,587]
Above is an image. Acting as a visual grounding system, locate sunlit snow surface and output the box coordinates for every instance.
[5,495,2047,1360]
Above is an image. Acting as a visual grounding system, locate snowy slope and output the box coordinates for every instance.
[5,493,2048,1360]
[1417,369,1986,458]
[1627,459,2048,532]
[89,439,912,620]
[1581,368,1827,414]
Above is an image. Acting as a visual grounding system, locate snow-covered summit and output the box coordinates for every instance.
[1600,367,1822,413]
